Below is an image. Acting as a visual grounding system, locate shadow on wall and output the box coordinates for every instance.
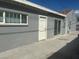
[48,35,79,59]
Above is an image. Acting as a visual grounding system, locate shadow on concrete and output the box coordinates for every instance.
[48,35,79,59]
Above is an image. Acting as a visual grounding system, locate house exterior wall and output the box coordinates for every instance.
[47,16,65,39]
[0,13,39,52]
[61,19,65,34]
[76,22,79,30]
[47,17,54,39]
[0,1,66,53]
[0,1,40,52]
[75,12,79,31]
[70,14,76,32]
[65,11,76,34]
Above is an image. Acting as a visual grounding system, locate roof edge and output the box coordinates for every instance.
[13,0,66,17]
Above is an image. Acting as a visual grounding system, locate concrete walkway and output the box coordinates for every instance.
[0,33,78,59]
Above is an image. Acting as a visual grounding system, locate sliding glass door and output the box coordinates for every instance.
[54,20,58,35]
[54,20,61,35]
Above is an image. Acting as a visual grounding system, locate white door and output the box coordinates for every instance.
[39,15,47,41]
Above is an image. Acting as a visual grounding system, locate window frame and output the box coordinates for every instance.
[0,7,28,25]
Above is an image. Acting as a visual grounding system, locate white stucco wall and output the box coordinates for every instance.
[65,10,76,34]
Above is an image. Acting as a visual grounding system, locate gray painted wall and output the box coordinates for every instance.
[60,19,65,34]
[0,13,39,52]
[0,1,40,52]
[47,17,55,39]
[47,16,65,39]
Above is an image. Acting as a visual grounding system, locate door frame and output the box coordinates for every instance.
[38,15,47,41]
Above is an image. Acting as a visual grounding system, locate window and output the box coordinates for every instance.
[0,11,3,22]
[5,12,20,23]
[0,10,28,25]
[40,16,46,19]
[22,14,27,23]
[77,17,79,22]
